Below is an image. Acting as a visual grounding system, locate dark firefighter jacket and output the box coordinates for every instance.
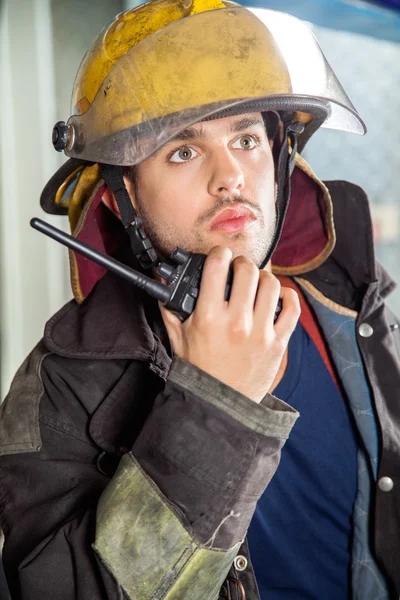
[0,156,400,600]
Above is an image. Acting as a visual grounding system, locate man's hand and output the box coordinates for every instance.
[160,246,300,403]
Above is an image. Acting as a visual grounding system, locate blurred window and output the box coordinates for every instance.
[304,24,400,313]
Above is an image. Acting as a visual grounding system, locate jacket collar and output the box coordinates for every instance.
[44,166,396,361]
[302,179,396,311]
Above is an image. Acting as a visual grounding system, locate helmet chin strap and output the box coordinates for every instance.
[101,164,158,270]
[260,120,305,269]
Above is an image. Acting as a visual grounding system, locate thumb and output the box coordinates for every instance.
[158,302,183,351]
[158,302,181,326]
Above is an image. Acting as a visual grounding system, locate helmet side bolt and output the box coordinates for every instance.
[52,121,71,152]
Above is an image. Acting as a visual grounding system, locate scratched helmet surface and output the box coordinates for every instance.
[61,0,365,167]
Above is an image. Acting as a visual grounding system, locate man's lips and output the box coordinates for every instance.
[209,206,257,233]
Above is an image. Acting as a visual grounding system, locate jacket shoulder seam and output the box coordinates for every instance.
[0,341,50,456]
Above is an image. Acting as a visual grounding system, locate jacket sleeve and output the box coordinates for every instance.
[0,342,298,600]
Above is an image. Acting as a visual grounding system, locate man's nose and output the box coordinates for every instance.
[207,149,245,197]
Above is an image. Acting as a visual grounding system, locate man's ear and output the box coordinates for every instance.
[101,186,121,219]
[123,175,140,214]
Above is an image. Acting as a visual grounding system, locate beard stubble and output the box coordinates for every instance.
[132,177,277,267]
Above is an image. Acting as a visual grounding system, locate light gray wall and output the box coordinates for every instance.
[0,0,123,398]
[0,0,67,398]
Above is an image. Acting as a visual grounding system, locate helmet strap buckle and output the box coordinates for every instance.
[101,164,158,269]
[260,120,304,268]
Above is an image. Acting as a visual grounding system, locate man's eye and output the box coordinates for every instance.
[169,146,198,163]
[232,135,257,150]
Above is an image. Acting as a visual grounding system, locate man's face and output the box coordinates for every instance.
[124,112,276,267]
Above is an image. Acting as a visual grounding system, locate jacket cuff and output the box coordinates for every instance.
[132,355,299,550]
[168,356,299,440]
[94,452,241,600]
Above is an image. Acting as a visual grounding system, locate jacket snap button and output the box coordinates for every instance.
[234,555,248,571]
[96,451,119,476]
[378,476,394,492]
[359,323,373,338]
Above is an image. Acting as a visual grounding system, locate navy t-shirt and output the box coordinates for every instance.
[247,322,358,599]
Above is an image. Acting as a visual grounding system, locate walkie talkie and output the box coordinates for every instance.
[30,218,282,322]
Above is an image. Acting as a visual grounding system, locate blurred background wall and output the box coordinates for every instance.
[0,0,399,401]
[0,0,125,399]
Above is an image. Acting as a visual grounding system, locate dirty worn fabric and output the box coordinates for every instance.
[0,273,297,600]
[0,179,399,599]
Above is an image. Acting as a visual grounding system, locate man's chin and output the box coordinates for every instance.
[204,242,269,267]
[149,228,269,267]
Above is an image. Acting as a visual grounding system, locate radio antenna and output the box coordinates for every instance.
[30,218,171,303]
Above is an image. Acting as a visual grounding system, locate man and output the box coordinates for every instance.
[0,1,399,598]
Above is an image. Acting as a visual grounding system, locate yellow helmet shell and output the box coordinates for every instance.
[61,0,365,166]
[71,0,236,117]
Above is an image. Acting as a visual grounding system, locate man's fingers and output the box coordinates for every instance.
[273,287,301,339]
[195,246,232,317]
[253,271,281,325]
[228,256,260,318]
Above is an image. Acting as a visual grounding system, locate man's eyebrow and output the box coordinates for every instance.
[230,117,265,133]
[149,126,206,159]
[166,125,208,144]
[160,116,265,150]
